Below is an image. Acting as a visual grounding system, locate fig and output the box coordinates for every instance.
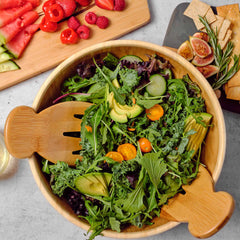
[190,36,212,58]
[196,65,219,78]
[192,52,214,66]
[193,32,210,42]
[177,40,194,61]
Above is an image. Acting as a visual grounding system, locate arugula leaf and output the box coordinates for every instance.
[137,152,167,190]
[109,217,121,232]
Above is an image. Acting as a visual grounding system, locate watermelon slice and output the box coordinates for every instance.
[0,2,33,28]
[27,0,41,8]
[0,0,25,10]
[0,11,39,44]
[5,24,39,58]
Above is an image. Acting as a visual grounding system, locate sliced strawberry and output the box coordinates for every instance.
[27,0,41,7]
[56,0,76,17]
[95,0,114,11]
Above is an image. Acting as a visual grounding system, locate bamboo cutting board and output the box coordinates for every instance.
[0,0,150,90]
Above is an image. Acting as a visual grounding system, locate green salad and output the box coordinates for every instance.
[42,53,212,240]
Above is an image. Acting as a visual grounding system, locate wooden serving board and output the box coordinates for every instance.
[0,0,150,90]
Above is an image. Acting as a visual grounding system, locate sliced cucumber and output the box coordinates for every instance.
[120,55,143,63]
[146,74,167,96]
[0,46,6,54]
[0,52,12,63]
[0,60,20,73]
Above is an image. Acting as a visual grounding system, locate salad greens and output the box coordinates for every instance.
[42,53,210,240]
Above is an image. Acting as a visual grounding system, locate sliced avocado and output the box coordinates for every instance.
[113,99,143,118]
[107,91,114,108]
[75,172,112,197]
[110,108,128,123]
[112,79,120,88]
[184,113,212,157]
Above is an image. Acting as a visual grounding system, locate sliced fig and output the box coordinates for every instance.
[196,65,219,78]
[193,32,210,42]
[190,36,212,58]
[177,40,194,61]
[192,52,214,66]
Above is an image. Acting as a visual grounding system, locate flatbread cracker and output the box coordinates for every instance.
[217,4,239,19]
[184,0,210,19]
[226,86,240,100]
[194,7,216,30]
[219,29,232,49]
[210,15,224,34]
[218,19,231,40]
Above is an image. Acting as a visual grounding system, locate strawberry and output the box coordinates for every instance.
[56,0,76,17]
[114,0,125,11]
[75,0,91,6]
[95,0,114,11]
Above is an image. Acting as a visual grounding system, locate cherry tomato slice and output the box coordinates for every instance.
[39,16,58,32]
[60,28,78,44]
[42,0,56,12]
[45,4,64,22]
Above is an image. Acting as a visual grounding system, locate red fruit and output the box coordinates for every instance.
[193,32,209,42]
[67,16,80,31]
[5,24,39,58]
[42,0,56,12]
[39,16,58,32]
[27,0,41,7]
[114,0,125,11]
[196,65,219,78]
[96,16,109,29]
[190,36,212,58]
[77,25,90,39]
[177,40,194,61]
[60,28,78,44]
[95,0,114,10]
[192,52,214,67]
[75,0,91,6]
[56,0,76,17]
[85,12,97,24]
[0,0,25,10]
[45,4,64,22]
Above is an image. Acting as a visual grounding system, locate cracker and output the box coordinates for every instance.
[217,4,239,19]
[210,15,224,34]
[226,85,240,101]
[218,19,231,40]
[184,0,210,19]
[219,29,232,49]
[193,7,216,30]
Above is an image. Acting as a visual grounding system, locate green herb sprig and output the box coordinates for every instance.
[199,16,240,90]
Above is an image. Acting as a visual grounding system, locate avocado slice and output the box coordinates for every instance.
[110,108,128,123]
[113,98,143,118]
[75,172,112,197]
[184,113,212,157]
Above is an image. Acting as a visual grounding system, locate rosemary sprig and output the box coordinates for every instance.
[199,16,240,90]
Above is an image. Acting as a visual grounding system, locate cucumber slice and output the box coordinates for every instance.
[0,60,20,73]
[0,46,6,54]
[120,55,143,63]
[162,68,173,79]
[0,52,12,63]
[146,74,167,96]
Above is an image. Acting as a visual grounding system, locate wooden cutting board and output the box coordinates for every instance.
[0,0,150,90]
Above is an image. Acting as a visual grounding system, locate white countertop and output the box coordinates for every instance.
[0,1,240,239]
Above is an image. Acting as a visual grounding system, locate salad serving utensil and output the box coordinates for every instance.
[4,100,234,238]
[4,101,92,166]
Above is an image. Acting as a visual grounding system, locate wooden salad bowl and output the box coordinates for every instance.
[29,40,226,238]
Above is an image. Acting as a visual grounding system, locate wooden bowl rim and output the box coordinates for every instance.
[29,39,226,238]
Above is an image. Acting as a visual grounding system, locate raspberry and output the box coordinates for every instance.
[75,0,90,6]
[77,25,90,39]
[85,12,97,24]
[67,16,81,31]
[114,0,125,11]
[96,16,109,29]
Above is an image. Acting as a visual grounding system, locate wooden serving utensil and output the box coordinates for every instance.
[160,165,235,238]
[4,101,234,238]
[4,101,92,166]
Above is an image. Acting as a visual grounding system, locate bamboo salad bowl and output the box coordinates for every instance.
[29,40,226,238]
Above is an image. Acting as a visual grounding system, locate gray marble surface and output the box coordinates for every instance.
[0,0,239,239]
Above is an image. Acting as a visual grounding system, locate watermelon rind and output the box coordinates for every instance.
[0,52,12,63]
[0,60,20,73]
